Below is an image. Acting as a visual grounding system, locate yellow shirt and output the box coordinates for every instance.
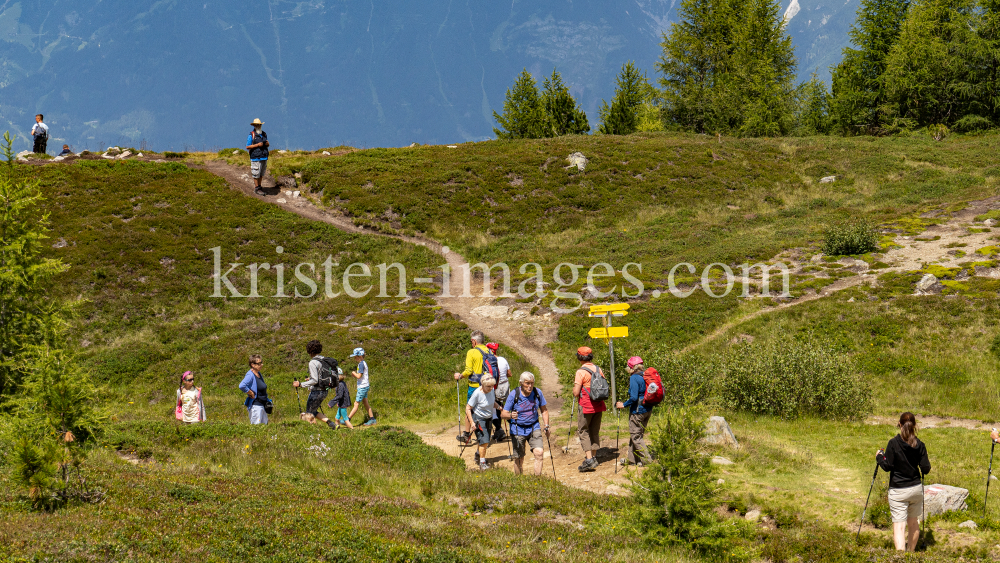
[462,344,489,386]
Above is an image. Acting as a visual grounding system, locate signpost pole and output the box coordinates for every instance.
[606,315,617,413]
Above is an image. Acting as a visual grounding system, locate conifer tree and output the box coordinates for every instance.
[598,62,649,135]
[658,0,742,133]
[830,0,911,134]
[493,70,548,140]
[730,0,797,136]
[881,0,984,128]
[794,74,833,135]
[541,69,590,136]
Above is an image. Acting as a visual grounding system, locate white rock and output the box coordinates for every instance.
[101,154,115,160]
[986,219,998,227]
[16,157,27,162]
[703,416,740,449]
[471,305,510,319]
[117,150,132,159]
[745,509,761,522]
[52,156,64,162]
[959,520,977,529]
[819,176,836,183]
[52,238,68,249]
[447,145,458,149]
[136,153,143,158]
[278,150,288,154]
[711,456,734,465]
[322,151,331,155]
[276,198,287,204]
[923,484,969,518]
[566,152,588,171]
[233,150,240,155]
[915,273,942,295]
[840,258,870,272]
[717,479,725,485]
[292,191,300,198]
[847,297,855,302]
[284,190,293,196]
[16,150,31,158]
[512,310,528,320]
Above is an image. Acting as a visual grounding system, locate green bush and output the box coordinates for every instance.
[219,148,248,156]
[163,151,189,159]
[721,338,873,420]
[823,219,880,256]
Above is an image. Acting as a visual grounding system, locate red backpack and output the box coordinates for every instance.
[641,368,664,406]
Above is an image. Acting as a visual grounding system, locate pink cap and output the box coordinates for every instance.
[626,356,643,369]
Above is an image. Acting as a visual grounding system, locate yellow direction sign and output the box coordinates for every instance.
[588,326,629,339]
[588,310,627,318]
[589,303,630,314]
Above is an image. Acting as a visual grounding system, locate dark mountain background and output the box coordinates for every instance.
[0,0,856,151]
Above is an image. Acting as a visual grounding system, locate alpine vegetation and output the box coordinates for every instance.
[493,68,589,140]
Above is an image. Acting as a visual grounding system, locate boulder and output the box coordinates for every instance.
[136,152,143,158]
[914,273,943,295]
[810,253,824,263]
[16,150,32,158]
[117,150,132,159]
[566,152,588,171]
[819,176,836,183]
[745,509,761,522]
[471,305,510,319]
[52,237,68,249]
[232,150,240,155]
[322,150,331,155]
[958,520,977,529]
[986,219,998,227]
[923,484,969,518]
[974,265,1000,278]
[52,156,64,162]
[711,456,734,465]
[703,416,740,449]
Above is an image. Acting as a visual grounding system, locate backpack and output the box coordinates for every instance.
[315,356,339,391]
[580,365,610,402]
[473,348,499,384]
[641,368,664,407]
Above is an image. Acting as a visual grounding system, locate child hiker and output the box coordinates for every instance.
[328,371,353,429]
[347,347,376,426]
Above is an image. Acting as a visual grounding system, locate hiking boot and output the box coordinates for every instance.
[326,420,338,430]
[364,418,377,426]
[457,432,472,444]
[479,461,490,471]
[254,187,265,196]
[474,452,480,464]
[578,458,598,472]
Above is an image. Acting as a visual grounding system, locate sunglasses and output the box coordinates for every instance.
[184,378,194,382]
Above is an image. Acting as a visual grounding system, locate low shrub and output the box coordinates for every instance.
[219,148,248,156]
[721,338,873,420]
[823,219,880,256]
[163,151,189,159]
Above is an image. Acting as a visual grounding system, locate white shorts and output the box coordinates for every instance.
[249,404,269,424]
[250,160,267,179]
[888,484,923,522]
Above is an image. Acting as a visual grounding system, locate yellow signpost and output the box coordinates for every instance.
[586,304,630,411]
[587,327,629,339]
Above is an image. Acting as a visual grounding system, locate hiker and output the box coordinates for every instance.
[615,357,655,467]
[328,371,354,429]
[175,371,206,423]
[246,118,269,195]
[486,342,511,442]
[462,375,498,470]
[293,340,337,429]
[502,371,550,476]
[57,145,72,157]
[239,354,270,424]
[573,346,607,472]
[453,330,496,402]
[347,347,376,426]
[876,412,931,552]
[31,114,48,154]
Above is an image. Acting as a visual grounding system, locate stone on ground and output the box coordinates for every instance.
[923,484,969,518]
[914,273,943,295]
[819,176,836,183]
[704,416,739,448]
[711,456,734,465]
[958,520,977,529]
[472,305,510,319]
[566,152,588,171]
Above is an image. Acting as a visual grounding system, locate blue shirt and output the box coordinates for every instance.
[503,387,546,436]
[622,372,651,415]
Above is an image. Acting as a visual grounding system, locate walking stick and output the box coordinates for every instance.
[565,399,575,454]
[505,418,515,461]
[544,428,558,480]
[295,386,303,414]
[614,407,622,475]
[986,439,997,516]
[857,461,880,542]
[919,468,927,551]
[456,381,469,457]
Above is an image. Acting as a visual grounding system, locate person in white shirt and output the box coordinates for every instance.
[293,339,337,429]
[347,347,376,426]
[485,342,511,442]
[32,114,49,154]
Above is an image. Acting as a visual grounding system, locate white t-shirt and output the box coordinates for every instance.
[181,388,201,423]
[32,122,48,138]
[356,360,369,388]
[467,387,495,421]
[495,356,510,385]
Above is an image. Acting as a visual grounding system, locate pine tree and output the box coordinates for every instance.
[658,0,742,133]
[0,132,70,397]
[598,62,650,135]
[541,69,590,136]
[493,70,548,140]
[830,0,911,134]
[794,74,833,135]
[981,0,1000,125]
[881,0,985,129]
[730,0,797,137]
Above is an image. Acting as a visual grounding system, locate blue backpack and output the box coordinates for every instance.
[472,348,499,385]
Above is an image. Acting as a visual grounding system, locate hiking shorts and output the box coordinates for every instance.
[355,386,370,403]
[250,160,267,179]
[888,484,923,522]
[305,388,328,416]
[337,408,349,423]
[249,404,268,425]
[473,418,494,445]
[512,428,544,458]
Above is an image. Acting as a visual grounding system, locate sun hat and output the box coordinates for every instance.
[577,346,593,355]
[251,118,264,126]
[627,356,644,369]
[350,347,365,357]
[486,342,499,351]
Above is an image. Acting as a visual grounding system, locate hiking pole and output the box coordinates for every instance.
[505,418,514,461]
[456,381,469,457]
[857,460,880,542]
[614,407,622,475]
[544,428,557,480]
[295,386,303,414]
[564,400,575,454]
[986,431,997,517]
[919,468,926,551]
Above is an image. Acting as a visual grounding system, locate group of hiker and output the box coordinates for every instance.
[453,331,663,473]
[174,340,376,428]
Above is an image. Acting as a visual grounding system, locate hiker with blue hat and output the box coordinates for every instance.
[347,347,376,426]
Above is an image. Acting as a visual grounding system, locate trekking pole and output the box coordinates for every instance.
[986,432,997,516]
[544,428,558,480]
[456,381,468,457]
[614,407,622,475]
[565,399,575,454]
[857,460,880,542]
[295,386,303,414]
[919,468,926,551]
[505,418,514,461]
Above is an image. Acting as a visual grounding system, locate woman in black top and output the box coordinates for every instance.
[875,412,930,552]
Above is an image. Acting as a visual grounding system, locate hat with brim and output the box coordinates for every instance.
[350,347,365,357]
[251,118,264,126]
[577,346,592,356]
[627,356,644,369]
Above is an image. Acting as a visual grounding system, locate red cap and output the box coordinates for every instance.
[486,342,499,351]
[577,346,592,355]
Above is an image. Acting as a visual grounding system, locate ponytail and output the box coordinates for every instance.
[899,411,918,448]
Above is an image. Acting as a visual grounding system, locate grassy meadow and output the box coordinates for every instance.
[6,132,1000,561]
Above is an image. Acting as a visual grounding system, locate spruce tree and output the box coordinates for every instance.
[881,0,984,128]
[598,62,649,135]
[493,70,548,140]
[658,0,742,133]
[541,69,590,136]
[981,0,1000,125]
[795,74,833,135]
[730,0,797,137]
[830,0,911,134]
